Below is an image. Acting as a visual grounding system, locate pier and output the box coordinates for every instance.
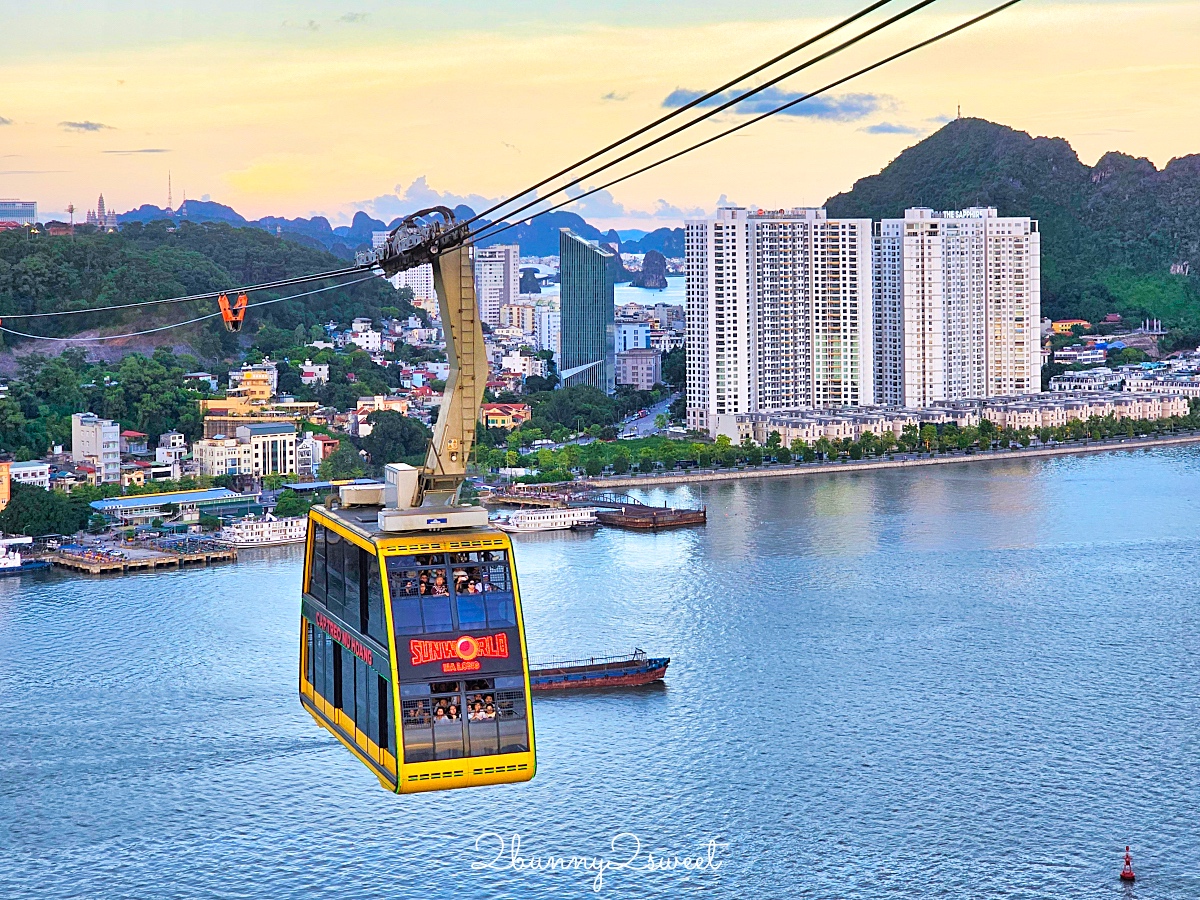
[485,487,569,508]
[586,493,707,530]
[50,539,237,575]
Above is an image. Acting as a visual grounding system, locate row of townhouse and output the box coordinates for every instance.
[723,391,1191,446]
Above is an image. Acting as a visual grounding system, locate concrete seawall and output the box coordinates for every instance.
[577,432,1200,491]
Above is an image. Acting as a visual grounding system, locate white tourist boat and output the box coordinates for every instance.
[219,513,308,547]
[0,536,49,575]
[495,507,599,533]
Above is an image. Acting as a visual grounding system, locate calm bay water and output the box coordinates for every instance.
[3,448,1200,899]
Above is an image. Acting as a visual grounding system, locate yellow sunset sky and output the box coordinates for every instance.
[2,0,1199,229]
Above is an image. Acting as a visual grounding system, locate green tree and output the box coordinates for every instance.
[360,411,431,472]
[262,474,284,491]
[612,452,630,474]
[919,424,938,453]
[0,483,88,536]
[584,457,603,477]
[638,449,655,473]
[273,489,310,517]
[661,347,685,390]
[319,444,367,480]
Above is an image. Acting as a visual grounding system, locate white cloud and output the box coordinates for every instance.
[358,176,504,221]
[561,186,704,222]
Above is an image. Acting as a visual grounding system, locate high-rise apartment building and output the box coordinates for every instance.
[558,229,615,393]
[535,307,561,357]
[0,200,37,225]
[686,207,873,433]
[873,207,1040,406]
[474,244,519,327]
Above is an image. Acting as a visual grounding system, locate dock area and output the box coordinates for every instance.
[487,487,707,530]
[485,488,569,508]
[593,503,707,530]
[50,538,237,575]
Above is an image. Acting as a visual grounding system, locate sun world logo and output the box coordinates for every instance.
[410,633,510,672]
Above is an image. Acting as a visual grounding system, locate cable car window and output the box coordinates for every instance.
[429,681,465,759]
[378,676,392,754]
[305,622,314,686]
[344,543,362,632]
[486,594,517,629]
[309,524,327,603]
[392,595,423,635]
[401,697,433,763]
[464,678,500,756]
[313,627,326,699]
[326,530,346,621]
[495,678,528,754]
[421,593,453,634]
[365,553,387,645]
[355,657,372,743]
[332,644,345,709]
[455,590,487,630]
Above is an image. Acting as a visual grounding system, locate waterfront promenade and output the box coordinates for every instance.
[578,431,1200,490]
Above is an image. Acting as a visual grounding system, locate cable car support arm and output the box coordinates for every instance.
[352,208,486,531]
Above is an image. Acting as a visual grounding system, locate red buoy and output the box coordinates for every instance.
[1120,846,1136,882]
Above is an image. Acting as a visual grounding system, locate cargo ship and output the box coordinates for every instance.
[529,649,670,691]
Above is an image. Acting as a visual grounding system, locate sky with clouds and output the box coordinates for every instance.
[2,0,1200,228]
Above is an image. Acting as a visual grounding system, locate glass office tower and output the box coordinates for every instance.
[558,229,615,393]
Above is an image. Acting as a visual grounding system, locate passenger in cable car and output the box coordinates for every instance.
[447,704,461,721]
[432,573,449,596]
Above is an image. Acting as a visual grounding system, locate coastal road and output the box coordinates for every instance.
[620,392,677,437]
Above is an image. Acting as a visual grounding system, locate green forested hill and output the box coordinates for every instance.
[0,220,411,359]
[826,118,1200,346]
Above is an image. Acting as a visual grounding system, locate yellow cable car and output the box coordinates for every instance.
[299,508,536,793]
[298,219,536,793]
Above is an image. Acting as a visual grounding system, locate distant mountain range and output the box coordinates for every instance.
[117,201,685,259]
[115,117,1200,342]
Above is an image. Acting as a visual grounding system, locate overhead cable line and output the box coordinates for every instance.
[470,0,1023,245]
[460,0,901,230]
[0,264,369,320]
[465,0,941,236]
[0,275,378,342]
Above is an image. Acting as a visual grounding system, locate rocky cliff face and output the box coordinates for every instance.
[632,250,668,289]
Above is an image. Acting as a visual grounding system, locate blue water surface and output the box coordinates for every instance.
[2,448,1198,899]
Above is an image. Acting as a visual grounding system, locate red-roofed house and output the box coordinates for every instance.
[481,403,533,430]
[120,430,149,455]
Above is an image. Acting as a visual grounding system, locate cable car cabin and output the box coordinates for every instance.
[299,503,536,793]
